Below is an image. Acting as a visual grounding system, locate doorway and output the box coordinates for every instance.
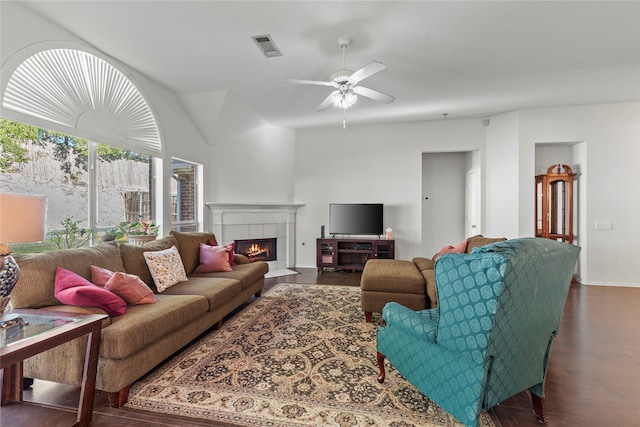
[421,151,480,256]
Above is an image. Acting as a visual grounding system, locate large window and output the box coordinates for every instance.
[0,118,155,252]
[1,48,168,252]
[171,158,199,232]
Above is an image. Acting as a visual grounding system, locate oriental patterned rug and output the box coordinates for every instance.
[126,284,497,427]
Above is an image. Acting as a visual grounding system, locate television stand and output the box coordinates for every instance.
[316,238,395,272]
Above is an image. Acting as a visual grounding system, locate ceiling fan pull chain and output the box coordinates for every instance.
[343,109,347,129]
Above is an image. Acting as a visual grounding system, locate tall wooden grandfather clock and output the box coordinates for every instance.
[535,164,576,244]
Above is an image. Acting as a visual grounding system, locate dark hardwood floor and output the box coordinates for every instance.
[2,268,638,426]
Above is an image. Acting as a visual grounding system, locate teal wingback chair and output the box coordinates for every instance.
[376,238,580,427]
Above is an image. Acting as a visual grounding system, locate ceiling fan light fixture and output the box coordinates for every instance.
[331,91,357,109]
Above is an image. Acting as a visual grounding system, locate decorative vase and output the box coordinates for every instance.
[0,254,20,317]
[126,234,157,246]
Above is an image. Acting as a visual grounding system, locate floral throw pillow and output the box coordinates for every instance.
[143,246,188,293]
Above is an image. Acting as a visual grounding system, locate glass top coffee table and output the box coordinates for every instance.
[1,309,107,427]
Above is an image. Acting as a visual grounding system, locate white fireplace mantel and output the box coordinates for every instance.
[205,202,304,269]
[206,202,305,211]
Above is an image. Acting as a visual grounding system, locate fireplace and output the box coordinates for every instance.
[206,202,305,270]
[235,238,277,262]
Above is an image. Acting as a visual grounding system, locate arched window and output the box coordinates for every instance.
[2,48,161,155]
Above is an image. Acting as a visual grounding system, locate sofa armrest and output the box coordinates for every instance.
[233,253,251,264]
[412,257,438,308]
[412,257,435,271]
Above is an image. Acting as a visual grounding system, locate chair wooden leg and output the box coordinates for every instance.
[365,311,373,322]
[108,386,130,408]
[377,352,386,383]
[531,392,548,424]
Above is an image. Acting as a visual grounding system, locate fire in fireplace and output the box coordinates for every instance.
[235,238,277,262]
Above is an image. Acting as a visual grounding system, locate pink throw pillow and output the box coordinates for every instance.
[54,267,126,316]
[91,265,114,286]
[207,239,236,266]
[105,272,157,305]
[194,243,232,273]
[434,239,469,260]
[225,241,236,266]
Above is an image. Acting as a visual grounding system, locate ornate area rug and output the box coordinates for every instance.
[126,284,497,427]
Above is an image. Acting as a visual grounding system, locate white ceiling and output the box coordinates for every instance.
[18,1,640,129]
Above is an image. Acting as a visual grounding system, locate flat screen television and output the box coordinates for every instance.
[329,203,384,236]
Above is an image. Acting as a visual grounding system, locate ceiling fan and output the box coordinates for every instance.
[287,37,395,112]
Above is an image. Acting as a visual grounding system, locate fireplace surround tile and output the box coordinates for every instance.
[206,203,304,271]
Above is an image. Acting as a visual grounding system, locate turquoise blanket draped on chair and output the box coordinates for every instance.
[376,238,580,427]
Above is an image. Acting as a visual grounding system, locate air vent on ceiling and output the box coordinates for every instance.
[251,34,282,58]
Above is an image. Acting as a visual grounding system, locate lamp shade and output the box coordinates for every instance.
[0,193,47,244]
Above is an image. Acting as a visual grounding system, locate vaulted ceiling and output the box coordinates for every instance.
[17,1,640,130]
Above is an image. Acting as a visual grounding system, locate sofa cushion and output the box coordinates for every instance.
[160,276,242,310]
[99,294,209,360]
[189,261,268,290]
[12,241,125,309]
[193,243,232,273]
[54,267,127,316]
[143,246,189,293]
[119,235,178,290]
[170,231,218,275]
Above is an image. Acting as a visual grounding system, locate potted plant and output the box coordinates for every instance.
[102,227,121,242]
[116,219,159,245]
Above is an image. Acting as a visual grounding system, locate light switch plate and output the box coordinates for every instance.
[594,221,612,230]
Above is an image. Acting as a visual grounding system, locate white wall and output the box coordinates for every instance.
[209,124,296,204]
[484,111,521,238]
[519,103,640,286]
[294,119,486,267]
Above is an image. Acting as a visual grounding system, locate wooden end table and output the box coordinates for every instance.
[1,309,106,427]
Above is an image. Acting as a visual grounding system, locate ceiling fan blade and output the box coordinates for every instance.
[316,91,338,111]
[348,61,386,84]
[287,79,336,87]
[353,86,395,104]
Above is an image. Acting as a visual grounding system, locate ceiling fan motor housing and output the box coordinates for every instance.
[337,36,351,48]
[331,70,354,84]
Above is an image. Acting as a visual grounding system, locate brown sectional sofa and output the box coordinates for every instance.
[11,231,268,407]
[360,235,506,321]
